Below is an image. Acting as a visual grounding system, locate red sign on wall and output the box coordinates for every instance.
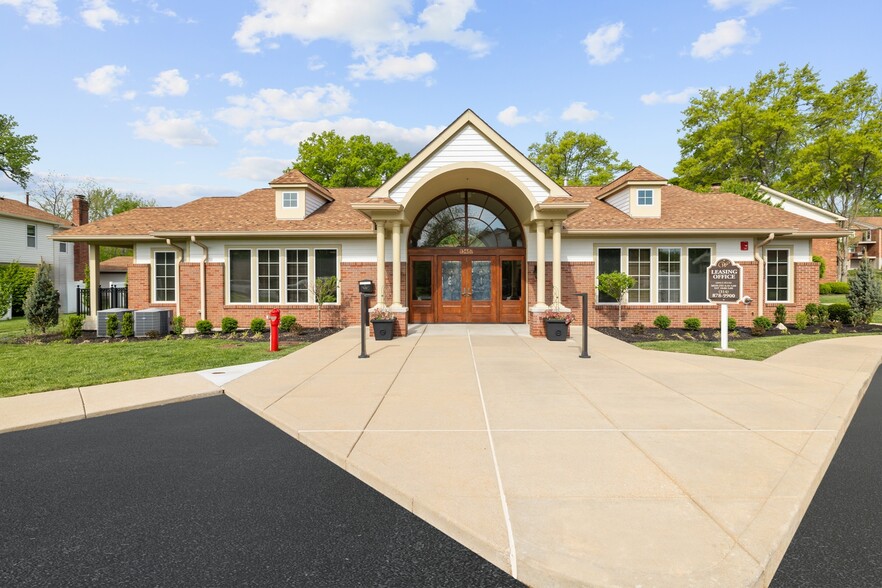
[740,241,749,251]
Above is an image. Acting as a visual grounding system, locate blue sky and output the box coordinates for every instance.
[1,0,880,208]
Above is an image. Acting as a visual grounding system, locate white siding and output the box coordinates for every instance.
[389,124,550,203]
[557,237,760,263]
[763,193,841,224]
[605,190,630,215]
[305,192,326,216]
[0,217,57,266]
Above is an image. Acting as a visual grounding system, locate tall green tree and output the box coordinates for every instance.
[23,261,59,334]
[76,180,156,221]
[528,131,632,186]
[0,114,39,189]
[288,131,411,187]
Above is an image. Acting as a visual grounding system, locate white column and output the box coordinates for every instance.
[552,220,562,306]
[375,220,386,306]
[88,243,99,320]
[391,221,402,308]
[535,220,546,308]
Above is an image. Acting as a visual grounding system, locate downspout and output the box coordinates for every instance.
[166,239,185,318]
[191,236,209,323]
[754,233,775,316]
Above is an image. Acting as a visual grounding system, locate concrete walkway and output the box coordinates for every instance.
[221,325,882,587]
[2,327,880,586]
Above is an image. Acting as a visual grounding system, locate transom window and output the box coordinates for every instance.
[767,249,790,302]
[282,192,299,208]
[658,248,681,303]
[637,189,653,206]
[627,248,651,303]
[409,191,523,248]
[154,251,176,302]
[26,225,36,248]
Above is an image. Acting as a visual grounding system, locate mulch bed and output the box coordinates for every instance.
[597,323,882,344]
[4,327,341,346]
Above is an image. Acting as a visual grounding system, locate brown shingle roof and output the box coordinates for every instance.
[0,197,73,227]
[62,188,376,238]
[596,166,667,200]
[100,255,133,272]
[563,185,845,234]
[269,169,333,200]
[856,217,882,228]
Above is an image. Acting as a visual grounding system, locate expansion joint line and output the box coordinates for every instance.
[467,328,518,579]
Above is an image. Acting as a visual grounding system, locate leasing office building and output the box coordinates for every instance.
[58,110,848,335]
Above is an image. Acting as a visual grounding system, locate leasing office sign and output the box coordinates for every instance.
[707,258,743,303]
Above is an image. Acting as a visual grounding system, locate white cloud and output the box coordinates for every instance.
[150,69,189,96]
[560,101,599,122]
[0,0,61,25]
[245,117,441,155]
[74,64,128,96]
[80,0,127,30]
[708,0,782,16]
[640,87,701,106]
[223,156,291,181]
[122,90,137,100]
[233,0,489,82]
[497,106,527,127]
[691,19,756,60]
[349,52,437,81]
[215,84,353,129]
[131,107,217,148]
[583,22,625,65]
[220,71,244,87]
[307,55,326,71]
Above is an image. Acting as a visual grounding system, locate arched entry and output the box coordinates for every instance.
[408,190,526,323]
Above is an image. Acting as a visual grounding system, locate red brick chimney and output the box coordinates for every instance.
[72,194,89,282]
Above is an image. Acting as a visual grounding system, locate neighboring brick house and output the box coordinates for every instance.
[98,255,133,287]
[849,218,882,271]
[57,110,849,334]
[0,196,77,314]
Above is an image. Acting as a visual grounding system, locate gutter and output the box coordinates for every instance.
[166,239,185,319]
[754,233,775,317]
[191,236,209,322]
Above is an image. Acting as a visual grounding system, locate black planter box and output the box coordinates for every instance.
[372,319,395,340]
[545,318,568,341]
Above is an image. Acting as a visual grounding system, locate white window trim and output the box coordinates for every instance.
[257,248,282,304]
[627,247,652,304]
[765,247,793,304]
[282,191,299,208]
[637,189,654,206]
[314,248,341,304]
[225,245,342,306]
[595,247,623,305]
[284,248,311,305]
[26,224,36,248]
[685,246,713,305]
[59,242,67,253]
[228,248,253,305]
[152,249,178,304]
[657,246,683,304]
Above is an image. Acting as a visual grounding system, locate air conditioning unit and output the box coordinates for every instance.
[97,308,132,337]
[134,308,171,337]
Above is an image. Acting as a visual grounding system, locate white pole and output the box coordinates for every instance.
[720,303,729,351]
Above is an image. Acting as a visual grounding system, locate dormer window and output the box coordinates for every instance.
[637,189,653,206]
[282,192,299,208]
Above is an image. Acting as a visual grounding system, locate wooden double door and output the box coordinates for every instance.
[408,249,525,323]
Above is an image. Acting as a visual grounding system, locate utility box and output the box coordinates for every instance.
[134,308,171,337]
[97,308,132,337]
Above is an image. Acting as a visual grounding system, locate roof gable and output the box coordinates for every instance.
[596,166,667,200]
[269,169,334,201]
[0,197,73,227]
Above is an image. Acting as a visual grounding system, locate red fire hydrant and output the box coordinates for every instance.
[268,308,281,352]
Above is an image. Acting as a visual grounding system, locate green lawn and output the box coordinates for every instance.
[819,295,882,323]
[0,338,306,397]
[635,333,869,361]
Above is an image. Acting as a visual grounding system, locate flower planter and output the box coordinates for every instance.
[545,318,568,341]
[371,318,395,340]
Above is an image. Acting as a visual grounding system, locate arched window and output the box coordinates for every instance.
[409,191,523,248]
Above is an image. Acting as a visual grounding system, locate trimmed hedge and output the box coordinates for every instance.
[827,303,852,324]
[250,317,266,333]
[195,320,213,335]
[683,317,701,331]
[653,315,671,329]
[220,316,238,334]
[820,281,850,295]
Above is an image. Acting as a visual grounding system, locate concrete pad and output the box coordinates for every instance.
[0,388,84,433]
[80,373,222,418]
[684,390,826,431]
[366,390,487,430]
[482,390,615,430]
[581,387,744,430]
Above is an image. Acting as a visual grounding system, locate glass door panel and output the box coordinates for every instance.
[441,261,462,301]
[471,261,491,301]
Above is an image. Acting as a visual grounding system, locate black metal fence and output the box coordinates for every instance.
[76,286,128,315]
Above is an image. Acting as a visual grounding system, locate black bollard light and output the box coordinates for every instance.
[359,292,370,359]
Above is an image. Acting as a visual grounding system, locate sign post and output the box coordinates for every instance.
[707,258,743,352]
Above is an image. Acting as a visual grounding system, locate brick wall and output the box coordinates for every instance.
[812,237,838,283]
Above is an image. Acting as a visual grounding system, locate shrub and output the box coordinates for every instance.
[683,317,701,331]
[846,260,882,325]
[830,281,850,294]
[794,312,808,331]
[171,315,185,336]
[727,317,737,331]
[827,303,852,324]
[751,325,767,337]
[221,316,238,334]
[804,303,820,325]
[62,314,84,339]
[813,255,826,279]
[753,316,773,330]
[631,322,645,335]
[23,261,60,334]
[597,271,636,330]
[195,319,213,335]
[250,317,266,333]
[774,304,787,325]
[819,283,832,295]
[280,315,297,332]
[653,315,671,329]
[146,330,160,339]
[0,262,37,317]
[105,314,119,338]
[817,305,829,323]
[120,312,134,337]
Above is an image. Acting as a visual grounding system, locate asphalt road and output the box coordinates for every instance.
[0,395,522,587]
[772,366,882,587]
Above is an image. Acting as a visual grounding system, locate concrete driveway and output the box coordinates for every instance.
[224,325,882,587]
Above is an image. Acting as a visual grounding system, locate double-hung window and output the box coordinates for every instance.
[154,251,176,302]
[257,250,280,303]
[767,249,790,302]
[627,248,651,303]
[26,225,36,248]
[286,249,309,303]
[658,248,681,303]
